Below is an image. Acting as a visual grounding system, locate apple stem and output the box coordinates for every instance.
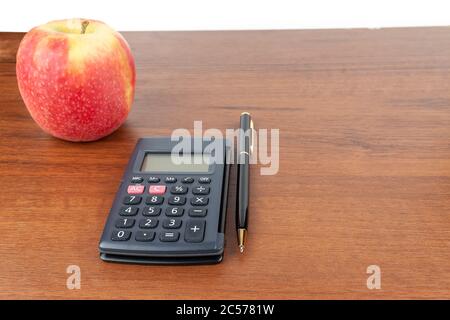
[81,20,89,34]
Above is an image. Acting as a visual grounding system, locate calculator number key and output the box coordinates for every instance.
[142,206,161,216]
[163,218,182,229]
[119,206,138,216]
[135,231,155,242]
[168,196,186,205]
[139,218,158,229]
[115,218,135,228]
[111,230,131,241]
[123,195,142,205]
[192,186,210,195]
[170,185,188,194]
[191,196,209,206]
[185,220,206,242]
[146,196,164,205]
[160,232,180,242]
[165,207,184,217]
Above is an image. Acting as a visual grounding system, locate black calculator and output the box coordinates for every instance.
[99,137,231,264]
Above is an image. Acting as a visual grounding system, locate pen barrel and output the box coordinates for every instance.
[236,112,251,230]
[236,160,249,229]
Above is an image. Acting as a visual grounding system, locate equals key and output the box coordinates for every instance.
[160,231,180,242]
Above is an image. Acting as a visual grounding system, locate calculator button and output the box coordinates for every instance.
[115,218,135,228]
[119,206,139,216]
[165,207,184,217]
[111,230,131,241]
[191,196,209,206]
[123,195,142,205]
[142,206,161,216]
[130,176,144,184]
[168,196,186,205]
[146,196,164,205]
[189,208,207,217]
[148,176,160,183]
[163,218,182,229]
[160,232,180,242]
[165,177,177,183]
[149,185,166,195]
[170,185,188,194]
[182,177,194,184]
[185,220,206,243]
[198,177,211,184]
[139,218,158,229]
[127,185,145,195]
[135,231,155,242]
[192,185,210,195]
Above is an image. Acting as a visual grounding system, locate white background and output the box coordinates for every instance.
[1,0,450,31]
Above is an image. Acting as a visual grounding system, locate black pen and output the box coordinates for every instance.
[236,112,253,253]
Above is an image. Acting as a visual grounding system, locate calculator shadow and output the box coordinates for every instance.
[224,162,239,258]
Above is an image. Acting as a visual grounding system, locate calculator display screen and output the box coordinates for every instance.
[140,153,210,172]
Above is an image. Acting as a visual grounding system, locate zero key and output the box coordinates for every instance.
[111,230,131,241]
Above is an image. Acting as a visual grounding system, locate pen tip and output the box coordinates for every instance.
[239,245,245,253]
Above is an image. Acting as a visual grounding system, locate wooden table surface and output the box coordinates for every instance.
[0,28,449,299]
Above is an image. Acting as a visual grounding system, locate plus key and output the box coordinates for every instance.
[185,220,206,242]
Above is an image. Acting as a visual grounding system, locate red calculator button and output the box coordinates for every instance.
[127,185,145,194]
[149,185,166,195]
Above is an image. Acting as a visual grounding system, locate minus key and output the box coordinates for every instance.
[189,208,207,217]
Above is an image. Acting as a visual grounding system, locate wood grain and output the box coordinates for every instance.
[0,28,450,299]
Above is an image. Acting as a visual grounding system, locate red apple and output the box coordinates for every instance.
[16,19,135,141]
